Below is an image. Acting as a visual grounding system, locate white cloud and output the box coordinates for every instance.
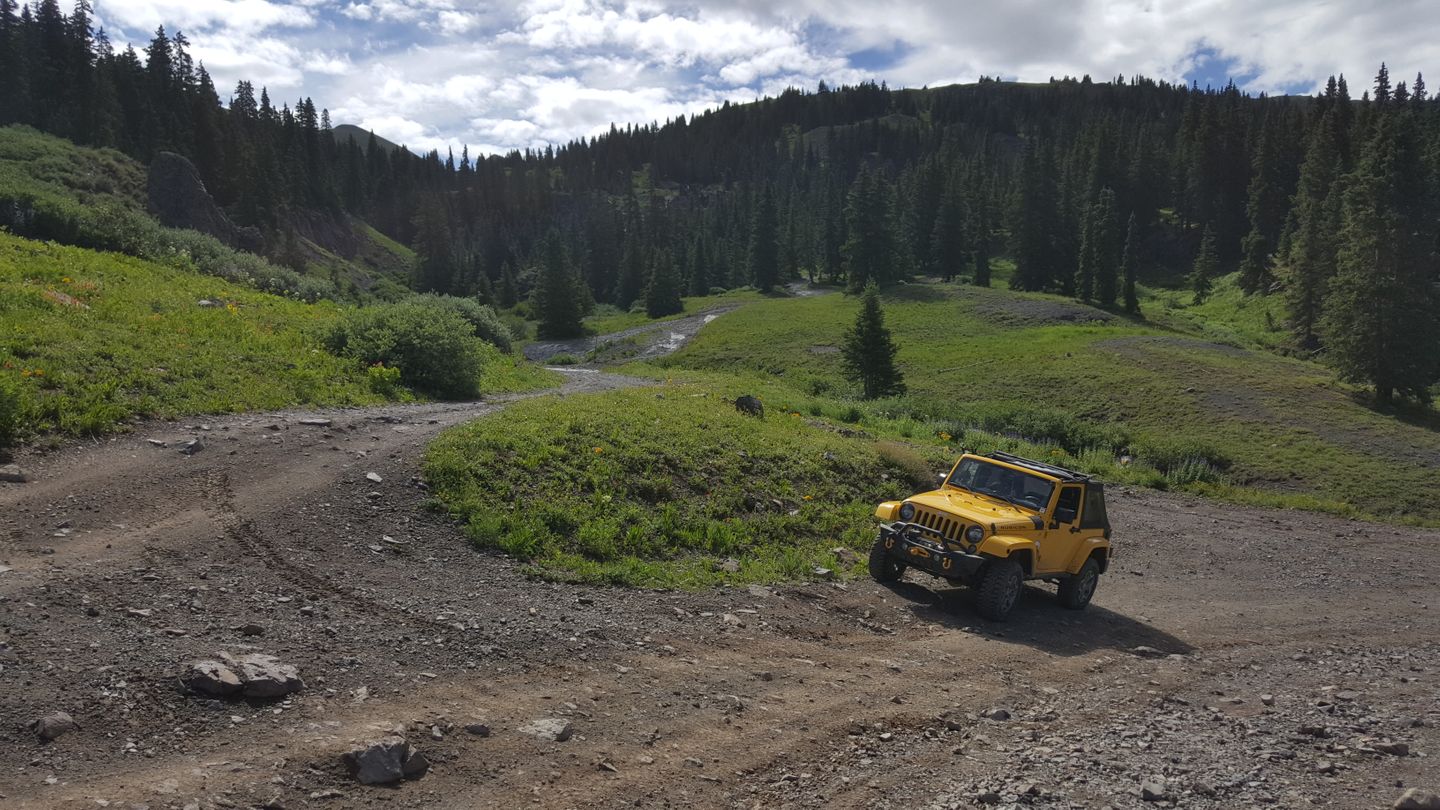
[89,0,1440,156]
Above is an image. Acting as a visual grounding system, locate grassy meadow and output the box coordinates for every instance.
[0,233,553,441]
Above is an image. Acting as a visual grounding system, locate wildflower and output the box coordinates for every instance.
[593,446,604,454]
[803,495,813,501]
[60,276,72,284]
[938,431,952,442]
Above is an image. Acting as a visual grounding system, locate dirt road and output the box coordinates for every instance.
[522,307,738,366]
[2,366,1438,809]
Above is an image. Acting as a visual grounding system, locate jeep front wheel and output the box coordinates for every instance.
[868,537,906,583]
[975,558,1023,621]
[1057,557,1100,610]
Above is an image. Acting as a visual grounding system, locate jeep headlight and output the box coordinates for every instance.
[965,525,985,543]
[898,502,916,521]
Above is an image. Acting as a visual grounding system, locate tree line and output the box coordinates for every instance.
[2,1,1437,402]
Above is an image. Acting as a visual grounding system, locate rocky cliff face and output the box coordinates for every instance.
[146,152,262,253]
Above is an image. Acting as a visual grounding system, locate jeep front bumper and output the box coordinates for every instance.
[878,522,986,578]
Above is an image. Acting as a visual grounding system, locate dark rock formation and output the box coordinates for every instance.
[146,152,262,252]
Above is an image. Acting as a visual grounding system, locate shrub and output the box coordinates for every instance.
[415,293,514,352]
[326,301,485,399]
[876,441,937,491]
[546,353,578,365]
[0,374,20,450]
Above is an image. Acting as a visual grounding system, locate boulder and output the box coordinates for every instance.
[183,660,243,697]
[518,718,573,742]
[31,711,77,742]
[0,464,28,483]
[1396,790,1440,810]
[224,652,304,698]
[343,736,410,784]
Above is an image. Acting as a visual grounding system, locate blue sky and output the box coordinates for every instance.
[89,1,1439,155]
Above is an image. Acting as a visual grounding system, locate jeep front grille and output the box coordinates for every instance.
[911,508,960,543]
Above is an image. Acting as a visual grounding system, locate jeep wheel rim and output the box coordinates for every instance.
[1000,571,1020,610]
[1078,570,1098,602]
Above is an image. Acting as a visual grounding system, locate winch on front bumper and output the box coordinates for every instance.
[877,522,987,579]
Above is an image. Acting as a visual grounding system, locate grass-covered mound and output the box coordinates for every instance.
[0,234,555,441]
[648,282,1440,525]
[425,384,937,587]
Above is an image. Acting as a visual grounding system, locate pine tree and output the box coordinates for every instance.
[533,232,585,339]
[1120,213,1140,314]
[1321,111,1440,404]
[1076,187,1118,303]
[841,282,906,400]
[1190,224,1218,305]
[645,248,683,318]
[971,191,991,287]
[1238,109,1289,293]
[842,166,895,291]
[748,186,779,292]
[1010,140,1060,291]
[1280,114,1343,348]
[498,260,519,309]
[931,172,967,282]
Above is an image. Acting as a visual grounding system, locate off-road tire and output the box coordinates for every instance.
[1057,557,1101,610]
[868,538,906,583]
[975,558,1024,621]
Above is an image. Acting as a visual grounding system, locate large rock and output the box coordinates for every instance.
[518,718,573,742]
[146,152,262,252]
[343,736,428,784]
[183,660,243,697]
[31,712,77,742]
[183,652,303,699]
[224,652,304,698]
[1396,789,1440,810]
[0,464,28,483]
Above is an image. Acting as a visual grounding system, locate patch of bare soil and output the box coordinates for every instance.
[2,378,1438,809]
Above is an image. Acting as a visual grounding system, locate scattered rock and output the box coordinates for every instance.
[747,584,773,598]
[719,613,745,627]
[464,723,491,737]
[365,471,383,483]
[299,418,333,426]
[811,566,836,581]
[831,547,859,566]
[238,623,265,637]
[718,558,741,573]
[1260,694,1275,706]
[31,712,77,742]
[518,718,572,742]
[146,439,168,448]
[1130,645,1166,658]
[980,707,1011,721]
[1395,789,1440,810]
[343,736,421,785]
[1140,779,1170,802]
[0,464,29,483]
[178,438,204,456]
[1374,741,1411,756]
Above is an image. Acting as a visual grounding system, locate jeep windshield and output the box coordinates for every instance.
[945,458,1054,512]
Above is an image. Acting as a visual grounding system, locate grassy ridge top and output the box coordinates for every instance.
[648,282,1440,525]
[425,384,936,587]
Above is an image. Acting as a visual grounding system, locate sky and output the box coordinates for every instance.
[89,0,1440,156]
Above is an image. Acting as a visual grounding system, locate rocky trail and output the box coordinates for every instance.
[2,326,1439,808]
[521,307,738,366]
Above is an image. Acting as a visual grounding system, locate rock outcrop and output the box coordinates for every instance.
[146,152,262,252]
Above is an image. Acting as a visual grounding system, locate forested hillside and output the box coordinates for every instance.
[1,0,1437,402]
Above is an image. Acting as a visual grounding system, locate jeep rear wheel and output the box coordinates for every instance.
[975,558,1023,621]
[1057,558,1100,610]
[868,537,906,583]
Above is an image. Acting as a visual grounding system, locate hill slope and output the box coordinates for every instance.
[646,281,1440,525]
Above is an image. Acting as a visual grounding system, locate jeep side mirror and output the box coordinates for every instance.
[1054,507,1077,524]
[1048,520,1059,530]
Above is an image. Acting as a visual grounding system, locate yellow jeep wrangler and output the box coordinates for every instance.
[870,451,1111,621]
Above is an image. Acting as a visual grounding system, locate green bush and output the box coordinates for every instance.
[416,294,513,353]
[0,374,20,450]
[1132,436,1230,480]
[325,301,485,399]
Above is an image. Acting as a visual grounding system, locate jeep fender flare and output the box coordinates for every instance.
[1066,540,1110,575]
[976,535,1036,577]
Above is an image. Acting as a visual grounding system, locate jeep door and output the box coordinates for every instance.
[1037,484,1084,573]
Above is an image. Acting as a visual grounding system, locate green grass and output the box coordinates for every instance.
[426,384,934,587]
[581,289,769,337]
[1142,273,1293,353]
[639,280,1440,525]
[0,233,559,440]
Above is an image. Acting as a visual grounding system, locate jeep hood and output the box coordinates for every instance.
[906,490,1041,531]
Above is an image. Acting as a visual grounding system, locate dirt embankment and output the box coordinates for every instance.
[2,367,1438,808]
